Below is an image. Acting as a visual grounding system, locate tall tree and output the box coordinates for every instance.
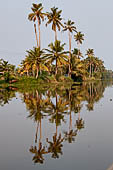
[28,3,45,48]
[63,20,77,76]
[44,40,68,76]
[46,7,63,41]
[85,49,94,77]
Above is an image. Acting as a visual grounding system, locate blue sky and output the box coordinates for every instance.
[0,0,113,69]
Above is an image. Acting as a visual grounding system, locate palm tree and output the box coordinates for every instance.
[73,48,83,59]
[63,20,77,76]
[85,49,94,77]
[74,31,84,49]
[86,49,94,57]
[46,7,63,41]
[22,57,32,76]
[28,3,45,48]
[71,49,86,80]
[44,40,68,75]
[26,47,47,78]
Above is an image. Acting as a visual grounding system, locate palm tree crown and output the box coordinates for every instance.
[74,32,84,46]
[26,47,46,78]
[86,49,94,57]
[44,40,68,75]
[28,3,44,23]
[63,20,77,33]
[46,7,63,41]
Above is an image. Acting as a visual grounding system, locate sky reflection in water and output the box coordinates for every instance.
[0,81,113,170]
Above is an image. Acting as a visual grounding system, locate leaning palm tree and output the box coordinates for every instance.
[63,20,77,76]
[74,31,84,49]
[46,7,63,41]
[28,3,45,48]
[44,40,68,75]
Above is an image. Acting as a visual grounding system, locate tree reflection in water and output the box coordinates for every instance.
[46,133,64,159]
[0,81,112,164]
[19,81,113,164]
[0,87,17,106]
[29,143,47,164]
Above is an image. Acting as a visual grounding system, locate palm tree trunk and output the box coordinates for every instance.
[27,70,29,77]
[37,18,41,48]
[32,69,35,77]
[92,64,93,77]
[55,29,57,41]
[68,31,71,77]
[55,57,58,75]
[36,65,39,78]
[89,63,91,77]
[56,92,58,136]
[78,42,80,50]
[34,24,38,48]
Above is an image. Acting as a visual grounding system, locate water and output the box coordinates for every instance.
[0,81,113,170]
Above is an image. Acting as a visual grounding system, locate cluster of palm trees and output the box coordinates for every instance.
[18,2,105,81]
[0,59,15,81]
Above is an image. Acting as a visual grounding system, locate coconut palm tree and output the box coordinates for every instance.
[46,7,63,41]
[74,31,84,49]
[26,47,47,78]
[85,49,95,77]
[71,49,86,80]
[28,3,45,48]
[86,49,94,57]
[44,40,68,75]
[73,48,83,59]
[63,20,77,76]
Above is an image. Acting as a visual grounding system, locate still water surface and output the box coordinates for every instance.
[0,81,113,170]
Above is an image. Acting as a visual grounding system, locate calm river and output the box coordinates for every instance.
[0,81,113,170]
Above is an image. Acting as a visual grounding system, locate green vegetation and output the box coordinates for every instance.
[0,2,113,84]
